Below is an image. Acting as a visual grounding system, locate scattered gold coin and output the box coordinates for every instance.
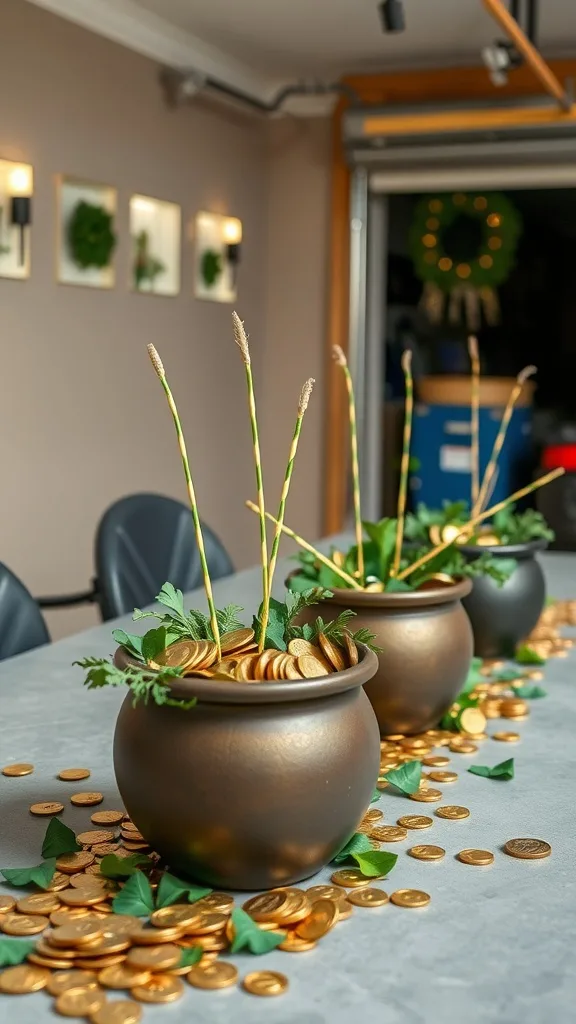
[0,964,50,993]
[492,732,520,743]
[408,845,446,861]
[126,944,182,971]
[220,628,255,654]
[242,970,289,997]
[99,964,152,989]
[278,931,317,951]
[459,707,487,735]
[397,815,433,830]
[195,892,234,913]
[448,742,477,754]
[295,898,338,940]
[131,925,184,945]
[318,632,346,672]
[28,952,74,970]
[435,805,470,820]
[45,871,73,893]
[390,889,431,908]
[29,801,64,816]
[50,919,104,947]
[187,961,239,989]
[130,975,184,1003]
[1,913,47,935]
[242,891,289,921]
[427,771,458,783]
[57,768,91,781]
[409,788,443,803]
[2,762,34,777]
[91,1000,143,1024]
[16,893,61,915]
[331,868,371,888]
[297,654,330,678]
[306,885,345,900]
[503,838,551,860]
[46,969,98,996]
[422,755,450,767]
[91,810,125,826]
[346,888,389,908]
[369,825,407,842]
[55,986,106,1017]
[76,829,115,846]
[70,791,104,806]
[458,849,495,866]
[363,809,384,823]
[150,905,202,930]
[0,895,16,913]
[56,851,95,873]
[59,889,108,908]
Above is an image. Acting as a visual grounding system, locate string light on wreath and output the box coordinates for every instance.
[409,191,522,331]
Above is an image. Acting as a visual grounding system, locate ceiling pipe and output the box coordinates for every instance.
[159,68,360,114]
[482,0,571,110]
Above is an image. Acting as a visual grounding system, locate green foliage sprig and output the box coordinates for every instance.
[479,506,554,546]
[68,200,116,270]
[74,657,196,711]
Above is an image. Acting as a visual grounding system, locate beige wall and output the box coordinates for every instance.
[0,0,331,638]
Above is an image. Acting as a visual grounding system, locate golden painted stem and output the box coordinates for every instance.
[392,349,413,577]
[147,344,221,658]
[397,467,565,582]
[473,364,536,516]
[246,501,363,591]
[333,345,364,582]
[468,335,480,509]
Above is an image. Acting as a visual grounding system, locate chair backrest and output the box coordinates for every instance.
[0,562,50,660]
[95,493,234,621]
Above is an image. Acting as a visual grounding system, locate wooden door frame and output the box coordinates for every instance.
[323,60,576,535]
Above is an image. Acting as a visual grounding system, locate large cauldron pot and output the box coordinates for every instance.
[294,578,473,737]
[113,644,380,890]
[460,540,547,658]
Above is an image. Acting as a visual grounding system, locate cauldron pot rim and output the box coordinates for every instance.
[288,575,472,609]
[114,643,378,705]
[460,539,548,560]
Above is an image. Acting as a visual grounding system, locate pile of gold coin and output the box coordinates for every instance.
[150,628,358,683]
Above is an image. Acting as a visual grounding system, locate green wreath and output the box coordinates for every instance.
[68,200,117,270]
[409,192,521,292]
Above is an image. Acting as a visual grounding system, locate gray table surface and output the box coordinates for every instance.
[1,548,575,1024]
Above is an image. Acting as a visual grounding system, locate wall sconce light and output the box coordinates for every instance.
[378,0,406,33]
[8,165,32,266]
[222,216,242,282]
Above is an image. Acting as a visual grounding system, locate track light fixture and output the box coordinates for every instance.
[379,0,406,34]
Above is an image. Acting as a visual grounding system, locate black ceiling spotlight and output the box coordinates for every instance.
[379,0,406,34]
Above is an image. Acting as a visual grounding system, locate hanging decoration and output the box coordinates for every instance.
[409,192,522,331]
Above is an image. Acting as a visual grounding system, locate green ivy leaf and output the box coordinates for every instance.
[111,871,154,916]
[155,872,212,908]
[332,832,374,864]
[514,684,547,699]
[383,761,422,795]
[352,850,398,878]
[229,908,285,955]
[0,939,36,967]
[141,627,168,663]
[41,819,81,859]
[1,859,56,889]
[468,758,515,780]
[179,946,204,968]
[111,629,144,660]
[515,645,546,665]
[99,854,153,879]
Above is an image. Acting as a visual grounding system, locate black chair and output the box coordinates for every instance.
[0,562,50,660]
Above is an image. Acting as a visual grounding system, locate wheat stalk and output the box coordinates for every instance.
[147,344,221,657]
[333,345,364,582]
[391,349,413,577]
[468,335,480,509]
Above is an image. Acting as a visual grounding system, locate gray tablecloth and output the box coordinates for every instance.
[1,550,575,1023]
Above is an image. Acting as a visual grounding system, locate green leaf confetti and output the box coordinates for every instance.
[352,850,398,878]
[99,854,153,879]
[155,872,212,909]
[383,761,421,795]
[229,908,285,955]
[0,939,36,967]
[41,819,81,859]
[514,685,547,699]
[515,644,546,665]
[1,859,56,890]
[468,758,515,780]
[111,870,154,916]
[179,946,204,968]
[332,832,373,864]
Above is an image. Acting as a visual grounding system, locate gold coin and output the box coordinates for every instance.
[28,952,75,969]
[195,892,234,913]
[242,970,288,997]
[126,944,181,971]
[55,986,106,1017]
[296,654,328,679]
[336,897,353,920]
[2,762,34,777]
[235,654,261,681]
[287,638,322,658]
[70,792,104,806]
[58,768,91,781]
[363,808,384,822]
[75,932,131,957]
[278,931,317,951]
[397,815,433,830]
[154,640,201,671]
[275,892,312,924]
[408,845,445,861]
[91,810,125,826]
[295,898,338,940]
[50,919,105,946]
[100,915,142,936]
[0,964,50,994]
[426,770,458,783]
[369,825,408,842]
[284,656,304,680]
[36,939,76,959]
[91,843,121,857]
[504,838,551,860]
[492,731,520,742]
[29,801,64,816]
[150,905,202,930]
[242,891,289,921]
[448,742,478,754]
[390,889,431,908]
[318,632,346,672]
[100,964,152,989]
[56,851,95,873]
[435,805,470,820]
[500,698,529,718]
[1,913,47,935]
[130,975,184,1003]
[458,849,495,865]
[187,961,238,989]
[77,829,115,846]
[459,707,487,735]
[131,925,184,944]
[47,969,98,996]
[0,895,16,913]
[342,630,359,666]
[91,1001,143,1024]
[306,884,345,900]
[50,907,92,926]
[331,868,371,888]
[409,788,443,803]
[75,954,127,970]
[46,871,75,892]
[220,628,255,654]
[59,889,108,907]
[346,888,389,908]
[16,893,60,915]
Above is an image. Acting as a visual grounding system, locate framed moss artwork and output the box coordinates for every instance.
[56,176,117,289]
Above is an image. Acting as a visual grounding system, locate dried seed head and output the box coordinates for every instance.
[298,378,315,415]
[468,335,479,362]
[147,344,165,379]
[401,348,413,374]
[332,345,347,367]
[232,311,250,365]
[517,365,537,386]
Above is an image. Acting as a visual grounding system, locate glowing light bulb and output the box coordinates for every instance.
[9,165,32,196]
[222,217,242,245]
